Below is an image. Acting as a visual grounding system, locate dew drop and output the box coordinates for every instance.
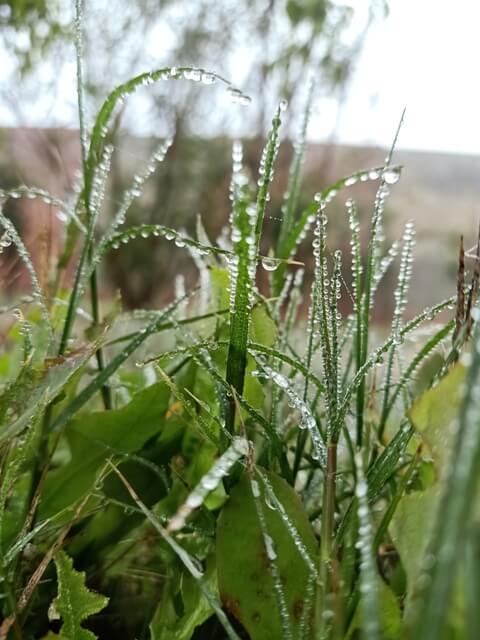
[261,256,280,272]
[383,168,401,185]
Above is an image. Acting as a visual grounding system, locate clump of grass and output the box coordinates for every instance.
[0,2,479,639]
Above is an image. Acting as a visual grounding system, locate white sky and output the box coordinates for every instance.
[321,0,480,154]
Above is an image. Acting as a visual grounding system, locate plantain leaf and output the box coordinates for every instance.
[217,470,317,640]
[39,382,170,518]
[408,362,465,476]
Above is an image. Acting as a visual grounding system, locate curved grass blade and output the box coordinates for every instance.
[0,205,53,345]
[107,461,242,640]
[278,164,402,268]
[0,187,84,231]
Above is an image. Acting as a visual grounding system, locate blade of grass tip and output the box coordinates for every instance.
[279,163,402,273]
[84,66,249,203]
[453,235,465,344]
[74,0,88,172]
[412,321,480,640]
[107,461,242,640]
[102,223,230,262]
[62,62,245,360]
[356,111,405,447]
[225,108,283,434]
[274,78,314,296]
[92,136,174,267]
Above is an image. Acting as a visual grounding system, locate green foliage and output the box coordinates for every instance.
[217,471,317,639]
[0,2,478,638]
[51,550,109,640]
[39,382,170,518]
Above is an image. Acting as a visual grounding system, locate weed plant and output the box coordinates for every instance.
[0,2,479,639]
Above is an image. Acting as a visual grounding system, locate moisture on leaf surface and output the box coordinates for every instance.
[217,470,317,639]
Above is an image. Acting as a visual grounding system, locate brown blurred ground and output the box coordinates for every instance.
[0,126,477,318]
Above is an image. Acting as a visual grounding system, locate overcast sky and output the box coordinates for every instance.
[317,0,480,155]
[1,0,478,156]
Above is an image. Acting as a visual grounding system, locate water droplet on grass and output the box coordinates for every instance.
[261,257,280,272]
[383,167,401,184]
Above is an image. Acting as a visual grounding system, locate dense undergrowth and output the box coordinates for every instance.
[0,3,480,639]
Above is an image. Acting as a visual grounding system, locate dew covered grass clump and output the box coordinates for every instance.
[1,2,480,639]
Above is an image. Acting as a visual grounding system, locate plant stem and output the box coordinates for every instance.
[317,442,338,638]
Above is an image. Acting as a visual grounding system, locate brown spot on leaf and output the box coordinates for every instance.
[220,591,241,619]
[293,599,304,621]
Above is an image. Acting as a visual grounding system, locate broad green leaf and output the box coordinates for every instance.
[390,485,439,598]
[390,365,465,612]
[412,329,480,640]
[39,382,170,518]
[217,470,317,640]
[52,550,108,640]
[408,362,465,476]
[209,267,231,313]
[251,305,277,348]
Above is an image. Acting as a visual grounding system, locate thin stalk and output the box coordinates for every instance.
[316,442,338,639]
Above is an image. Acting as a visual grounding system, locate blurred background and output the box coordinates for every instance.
[0,0,478,317]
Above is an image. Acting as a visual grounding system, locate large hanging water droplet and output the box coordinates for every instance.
[261,256,280,272]
[383,167,401,185]
[201,71,216,85]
